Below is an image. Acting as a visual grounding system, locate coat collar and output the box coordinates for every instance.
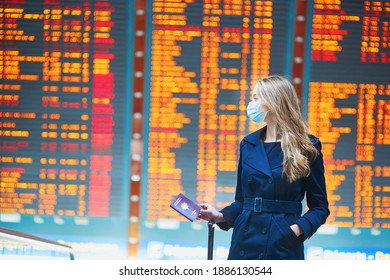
[242,126,273,178]
[243,126,267,145]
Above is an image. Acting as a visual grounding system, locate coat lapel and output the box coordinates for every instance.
[243,127,273,179]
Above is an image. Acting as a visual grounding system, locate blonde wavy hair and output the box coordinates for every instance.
[255,75,318,182]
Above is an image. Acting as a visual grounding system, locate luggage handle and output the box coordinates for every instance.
[207,221,215,260]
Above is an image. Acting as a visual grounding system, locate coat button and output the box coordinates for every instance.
[258,253,263,259]
[239,250,245,257]
[248,176,252,182]
[268,178,273,184]
[243,226,249,232]
[261,227,267,234]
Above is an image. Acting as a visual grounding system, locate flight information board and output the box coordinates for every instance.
[0,0,131,257]
[140,0,389,260]
[304,0,389,229]
[303,0,389,259]
[140,0,294,259]
[1,0,388,260]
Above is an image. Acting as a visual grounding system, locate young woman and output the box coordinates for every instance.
[198,75,330,260]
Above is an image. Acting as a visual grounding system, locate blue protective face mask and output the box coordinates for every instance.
[246,101,267,123]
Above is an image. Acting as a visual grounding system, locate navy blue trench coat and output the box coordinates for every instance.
[218,127,330,260]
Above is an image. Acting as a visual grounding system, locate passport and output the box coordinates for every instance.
[169,193,201,222]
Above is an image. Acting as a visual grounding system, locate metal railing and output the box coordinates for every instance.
[0,227,74,260]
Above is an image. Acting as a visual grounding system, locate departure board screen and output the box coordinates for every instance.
[140,0,389,260]
[1,0,388,261]
[0,0,131,258]
[140,0,294,259]
[303,0,389,259]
